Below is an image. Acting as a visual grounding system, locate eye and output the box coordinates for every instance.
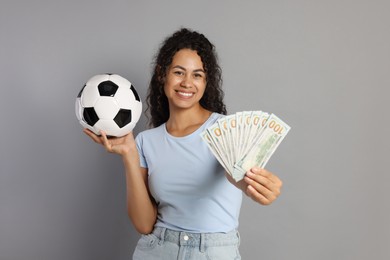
[194,73,204,78]
[173,70,184,76]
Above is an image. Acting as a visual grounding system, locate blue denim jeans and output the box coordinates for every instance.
[133,227,241,260]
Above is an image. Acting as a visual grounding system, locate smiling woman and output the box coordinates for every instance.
[84,28,283,260]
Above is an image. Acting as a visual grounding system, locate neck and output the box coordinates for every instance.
[166,106,212,137]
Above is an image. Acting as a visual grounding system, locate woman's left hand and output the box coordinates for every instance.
[243,167,282,205]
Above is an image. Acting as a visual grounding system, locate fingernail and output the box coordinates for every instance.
[246,171,254,176]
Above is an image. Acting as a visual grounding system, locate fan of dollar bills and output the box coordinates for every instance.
[201,111,291,182]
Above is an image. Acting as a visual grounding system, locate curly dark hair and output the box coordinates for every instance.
[146,28,227,128]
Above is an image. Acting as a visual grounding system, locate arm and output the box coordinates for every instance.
[122,152,157,234]
[84,129,157,234]
[225,167,282,205]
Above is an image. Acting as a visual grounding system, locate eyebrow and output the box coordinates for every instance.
[172,65,205,73]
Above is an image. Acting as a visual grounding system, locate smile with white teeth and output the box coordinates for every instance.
[176,91,194,97]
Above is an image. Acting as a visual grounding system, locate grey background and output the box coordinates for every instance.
[1,0,389,259]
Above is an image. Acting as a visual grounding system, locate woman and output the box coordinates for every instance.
[84,28,282,260]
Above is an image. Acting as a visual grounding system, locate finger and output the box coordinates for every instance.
[244,175,278,201]
[251,168,283,186]
[245,170,282,201]
[246,170,278,191]
[246,185,272,205]
[100,131,113,152]
[250,167,272,178]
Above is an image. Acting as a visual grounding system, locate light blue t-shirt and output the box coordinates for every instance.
[135,113,242,233]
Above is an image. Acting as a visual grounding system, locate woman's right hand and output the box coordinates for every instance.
[83,129,137,156]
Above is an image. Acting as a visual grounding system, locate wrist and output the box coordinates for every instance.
[122,146,139,164]
[120,140,136,155]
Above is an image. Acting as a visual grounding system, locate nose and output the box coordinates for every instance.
[180,75,192,88]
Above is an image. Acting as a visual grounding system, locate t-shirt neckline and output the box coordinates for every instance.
[163,112,217,140]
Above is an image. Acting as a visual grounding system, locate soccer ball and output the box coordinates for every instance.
[75,73,142,137]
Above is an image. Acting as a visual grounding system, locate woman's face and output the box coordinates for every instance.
[164,48,207,111]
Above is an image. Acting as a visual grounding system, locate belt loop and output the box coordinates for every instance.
[158,228,167,245]
[200,233,206,253]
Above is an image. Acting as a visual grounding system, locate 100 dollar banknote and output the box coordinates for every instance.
[200,111,290,181]
[232,113,290,181]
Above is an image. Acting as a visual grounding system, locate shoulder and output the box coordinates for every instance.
[206,112,225,125]
[212,112,225,119]
[135,124,165,143]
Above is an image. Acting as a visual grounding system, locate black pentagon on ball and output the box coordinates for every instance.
[83,107,99,126]
[77,85,86,98]
[130,85,140,102]
[98,81,118,97]
[114,109,132,128]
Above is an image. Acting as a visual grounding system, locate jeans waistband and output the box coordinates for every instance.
[152,226,240,251]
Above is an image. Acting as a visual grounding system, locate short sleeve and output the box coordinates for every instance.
[135,133,148,168]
